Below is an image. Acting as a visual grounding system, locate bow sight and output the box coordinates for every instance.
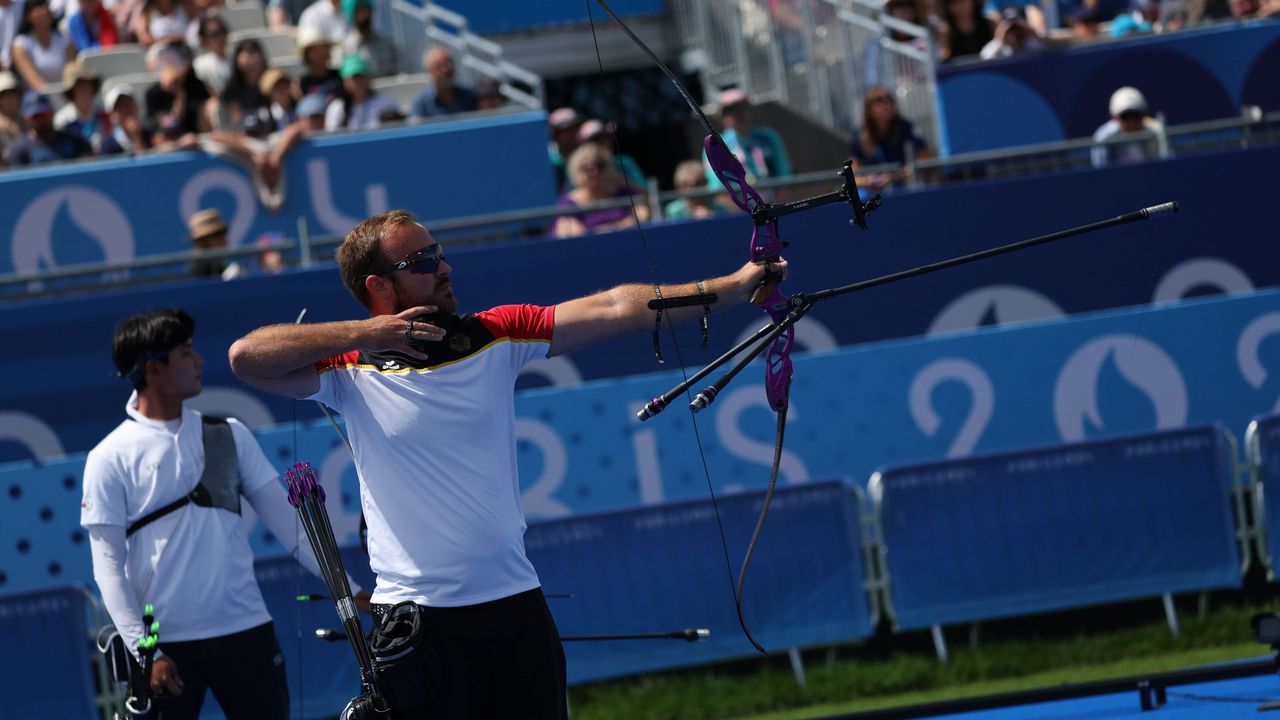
[748,161,882,231]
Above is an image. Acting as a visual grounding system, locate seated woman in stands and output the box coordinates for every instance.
[323,53,400,131]
[192,15,232,94]
[132,0,188,54]
[551,143,650,238]
[218,38,268,129]
[847,86,933,193]
[144,42,211,140]
[10,0,77,93]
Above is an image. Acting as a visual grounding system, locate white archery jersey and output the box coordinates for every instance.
[307,304,554,607]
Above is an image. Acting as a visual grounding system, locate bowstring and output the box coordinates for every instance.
[584,0,743,637]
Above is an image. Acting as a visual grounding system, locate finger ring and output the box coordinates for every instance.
[404,321,415,340]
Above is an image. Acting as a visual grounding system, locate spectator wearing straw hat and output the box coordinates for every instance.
[338,0,396,78]
[325,52,399,130]
[297,24,341,100]
[258,66,296,130]
[7,91,92,165]
[409,46,476,119]
[83,307,369,720]
[54,59,112,152]
[188,208,231,278]
[703,88,792,191]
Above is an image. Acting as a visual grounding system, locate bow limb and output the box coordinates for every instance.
[590,0,791,654]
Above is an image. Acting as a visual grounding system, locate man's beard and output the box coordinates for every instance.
[391,274,457,316]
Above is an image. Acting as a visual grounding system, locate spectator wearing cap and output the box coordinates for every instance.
[940,0,993,61]
[338,0,396,78]
[703,89,792,191]
[552,143,649,238]
[219,38,267,129]
[664,159,734,221]
[409,46,476,119]
[193,14,231,94]
[187,208,244,279]
[102,83,149,154]
[979,6,1047,59]
[146,43,211,137]
[0,71,23,155]
[325,53,399,130]
[7,91,92,165]
[569,119,646,190]
[474,76,504,111]
[67,0,118,51]
[293,91,326,131]
[54,60,112,152]
[11,0,76,92]
[1092,86,1165,168]
[297,0,347,44]
[547,106,583,191]
[848,85,933,192]
[297,25,341,100]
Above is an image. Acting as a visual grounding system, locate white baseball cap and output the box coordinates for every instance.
[1109,86,1148,116]
[104,83,137,110]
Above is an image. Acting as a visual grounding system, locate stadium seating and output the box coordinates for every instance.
[222,1,268,34]
[371,73,432,110]
[78,44,149,82]
[228,28,298,65]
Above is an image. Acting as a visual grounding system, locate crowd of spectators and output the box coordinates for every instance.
[924,0,1280,63]
[0,0,510,171]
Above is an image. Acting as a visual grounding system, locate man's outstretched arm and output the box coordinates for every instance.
[229,305,445,398]
[549,259,786,357]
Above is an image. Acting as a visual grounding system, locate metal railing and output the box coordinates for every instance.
[374,0,545,109]
[671,0,941,151]
[3,110,1276,302]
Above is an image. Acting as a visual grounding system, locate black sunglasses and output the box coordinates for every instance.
[378,244,446,276]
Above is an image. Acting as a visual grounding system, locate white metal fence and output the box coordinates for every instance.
[671,0,941,151]
[372,0,545,109]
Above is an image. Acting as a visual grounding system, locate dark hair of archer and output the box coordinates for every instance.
[337,209,416,308]
[112,308,196,391]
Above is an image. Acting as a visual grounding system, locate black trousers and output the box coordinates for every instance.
[153,621,289,720]
[374,588,568,720]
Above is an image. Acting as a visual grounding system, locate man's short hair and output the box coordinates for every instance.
[338,209,417,308]
[112,309,196,391]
